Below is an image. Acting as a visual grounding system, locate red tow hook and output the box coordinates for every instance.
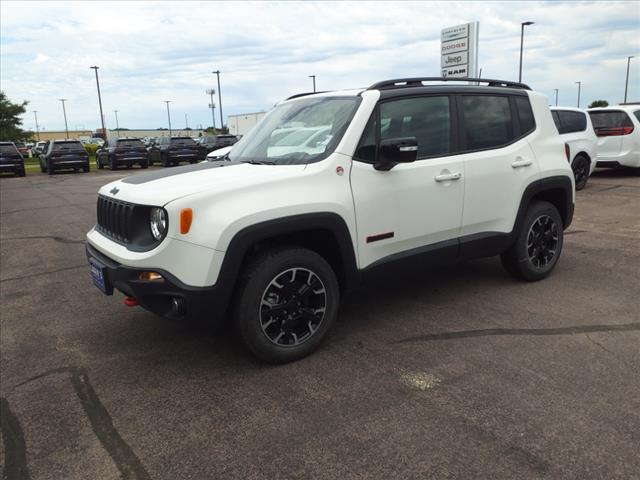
[124,296,139,307]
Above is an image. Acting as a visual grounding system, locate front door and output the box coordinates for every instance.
[349,95,465,270]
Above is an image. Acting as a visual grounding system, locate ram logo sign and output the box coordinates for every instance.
[440,22,479,79]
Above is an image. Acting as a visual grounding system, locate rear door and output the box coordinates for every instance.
[458,94,540,240]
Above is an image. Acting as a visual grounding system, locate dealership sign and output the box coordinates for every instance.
[441,22,479,79]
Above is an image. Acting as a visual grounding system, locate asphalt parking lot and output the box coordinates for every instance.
[1,168,639,479]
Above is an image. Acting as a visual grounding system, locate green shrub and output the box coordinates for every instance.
[84,143,100,155]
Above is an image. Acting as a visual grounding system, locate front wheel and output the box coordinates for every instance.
[97,156,104,169]
[232,247,340,364]
[572,155,590,191]
[501,201,564,282]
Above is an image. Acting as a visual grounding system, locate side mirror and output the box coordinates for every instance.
[374,137,418,171]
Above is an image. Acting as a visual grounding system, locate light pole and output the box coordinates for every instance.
[624,56,635,104]
[114,110,120,137]
[309,75,316,92]
[212,70,223,130]
[33,111,40,140]
[164,101,172,136]
[90,66,106,139]
[206,88,216,130]
[58,99,69,139]
[575,81,581,108]
[519,21,535,83]
[554,89,559,106]
[185,113,189,130]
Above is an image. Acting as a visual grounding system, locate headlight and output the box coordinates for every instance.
[149,207,167,240]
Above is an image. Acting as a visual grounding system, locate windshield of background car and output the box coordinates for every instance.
[0,144,19,154]
[116,139,144,148]
[228,96,361,165]
[52,141,85,152]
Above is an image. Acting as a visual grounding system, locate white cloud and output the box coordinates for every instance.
[1,0,638,132]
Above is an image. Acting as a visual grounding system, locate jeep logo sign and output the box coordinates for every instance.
[440,22,479,79]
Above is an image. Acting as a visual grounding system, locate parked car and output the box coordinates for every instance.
[204,145,233,161]
[0,142,26,177]
[551,107,597,190]
[32,141,48,156]
[14,142,30,156]
[588,105,640,170]
[148,136,200,166]
[198,134,239,157]
[88,137,105,147]
[86,77,574,363]
[96,138,149,170]
[39,139,90,175]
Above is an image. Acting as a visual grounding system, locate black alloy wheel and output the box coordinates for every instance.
[526,215,559,269]
[259,268,327,347]
[572,155,589,191]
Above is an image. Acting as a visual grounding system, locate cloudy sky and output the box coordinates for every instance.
[1,1,639,133]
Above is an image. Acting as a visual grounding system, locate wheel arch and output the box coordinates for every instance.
[513,176,574,235]
[215,213,360,315]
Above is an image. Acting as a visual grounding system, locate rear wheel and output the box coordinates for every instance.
[501,201,564,282]
[572,155,590,191]
[232,246,340,364]
[18,167,26,177]
[83,163,90,173]
[161,153,170,167]
[97,156,104,169]
[47,160,54,175]
[140,159,149,169]
[109,156,117,170]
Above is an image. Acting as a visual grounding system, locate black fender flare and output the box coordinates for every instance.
[513,175,574,234]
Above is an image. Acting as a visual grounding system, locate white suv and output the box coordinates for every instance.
[86,77,575,363]
[588,105,640,170]
[551,107,597,190]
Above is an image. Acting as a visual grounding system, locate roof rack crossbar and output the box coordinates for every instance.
[368,77,531,91]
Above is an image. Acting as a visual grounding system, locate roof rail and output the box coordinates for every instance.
[368,77,531,91]
[286,91,328,100]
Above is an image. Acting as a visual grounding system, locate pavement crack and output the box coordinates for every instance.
[564,230,588,236]
[1,235,85,245]
[0,264,86,283]
[393,322,640,344]
[0,397,31,480]
[12,367,151,480]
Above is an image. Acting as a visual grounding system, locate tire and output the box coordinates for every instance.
[140,159,149,169]
[232,246,340,364]
[571,155,590,191]
[47,160,54,175]
[161,153,170,167]
[83,164,90,173]
[40,162,46,173]
[18,168,25,177]
[501,201,564,282]
[97,156,104,169]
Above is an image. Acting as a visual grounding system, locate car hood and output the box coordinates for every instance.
[98,161,306,206]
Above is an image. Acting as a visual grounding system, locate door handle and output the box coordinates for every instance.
[434,172,462,182]
[512,158,533,168]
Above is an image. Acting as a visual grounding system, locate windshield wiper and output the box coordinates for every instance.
[240,159,275,165]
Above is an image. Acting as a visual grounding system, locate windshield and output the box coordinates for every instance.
[229,96,360,165]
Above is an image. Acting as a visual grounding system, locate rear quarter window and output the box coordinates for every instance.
[556,110,587,134]
[515,97,535,135]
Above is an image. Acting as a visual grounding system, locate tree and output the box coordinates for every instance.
[0,91,33,141]
[588,100,609,108]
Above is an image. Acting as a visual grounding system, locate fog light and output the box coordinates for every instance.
[138,271,164,281]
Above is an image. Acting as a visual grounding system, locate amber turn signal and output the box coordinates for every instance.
[180,208,193,234]
[138,271,164,281]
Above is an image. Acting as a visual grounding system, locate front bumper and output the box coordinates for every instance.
[86,243,226,324]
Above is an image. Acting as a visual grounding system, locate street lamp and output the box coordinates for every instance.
[519,21,535,83]
[212,70,223,130]
[553,89,559,106]
[58,99,69,139]
[624,56,635,104]
[575,81,582,108]
[114,110,120,137]
[206,88,216,130]
[33,111,40,140]
[309,75,316,92]
[90,66,106,139]
[164,101,172,136]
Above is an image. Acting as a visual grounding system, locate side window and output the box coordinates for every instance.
[515,97,535,135]
[460,95,514,150]
[379,96,451,158]
[558,111,586,133]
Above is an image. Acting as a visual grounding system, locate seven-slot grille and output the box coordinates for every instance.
[96,195,135,243]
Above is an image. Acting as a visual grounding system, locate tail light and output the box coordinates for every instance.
[595,126,634,137]
[565,143,570,162]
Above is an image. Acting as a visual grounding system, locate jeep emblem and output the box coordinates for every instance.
[110,187,120,195]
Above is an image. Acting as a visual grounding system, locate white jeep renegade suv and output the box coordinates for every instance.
[86,77,575,363]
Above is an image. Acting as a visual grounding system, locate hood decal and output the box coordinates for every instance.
[121,161,234,185]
